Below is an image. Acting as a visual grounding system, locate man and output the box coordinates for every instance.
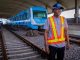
[44,3,70,60]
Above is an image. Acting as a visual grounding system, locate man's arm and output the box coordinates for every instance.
[65,28,70,45]
[44,29,49,52]
[43,19,49,52]
[64,19,70,49]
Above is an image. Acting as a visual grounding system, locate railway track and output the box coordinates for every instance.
[0,28,47,60]
[0,29,8,60]
[69,34,80,45]
[0,31,3,60]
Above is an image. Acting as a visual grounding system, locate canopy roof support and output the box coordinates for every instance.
[75,0,79,24]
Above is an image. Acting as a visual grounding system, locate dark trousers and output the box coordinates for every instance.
[48,45,65,60]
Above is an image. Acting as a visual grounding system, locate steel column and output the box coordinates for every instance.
[75,0,79,24]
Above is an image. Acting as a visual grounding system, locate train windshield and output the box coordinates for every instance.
[33,11,47,18]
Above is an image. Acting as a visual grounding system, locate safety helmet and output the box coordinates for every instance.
[52,3,64,10]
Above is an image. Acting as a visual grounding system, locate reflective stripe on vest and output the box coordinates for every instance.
[48,16,65,44]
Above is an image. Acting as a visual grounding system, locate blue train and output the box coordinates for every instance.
[9,6,47,29]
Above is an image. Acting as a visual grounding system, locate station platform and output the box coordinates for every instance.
[69,25,80,36]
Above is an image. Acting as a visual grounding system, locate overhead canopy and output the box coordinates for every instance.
[0,0,80,18]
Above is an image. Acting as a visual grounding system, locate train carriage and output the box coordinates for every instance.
[9,6,47,30]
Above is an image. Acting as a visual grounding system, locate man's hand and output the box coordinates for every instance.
[45,43,49,54]
[66,43,71,50]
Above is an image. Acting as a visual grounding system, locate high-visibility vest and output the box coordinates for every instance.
[48,16,65,44]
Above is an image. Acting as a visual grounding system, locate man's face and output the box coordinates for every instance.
[53,8,62,16]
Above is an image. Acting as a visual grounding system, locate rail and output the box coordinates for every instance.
[5,26,48,59]
[0,30,8,60]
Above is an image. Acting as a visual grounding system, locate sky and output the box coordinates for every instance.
[48,9,80,18]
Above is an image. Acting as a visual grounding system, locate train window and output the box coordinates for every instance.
[33,11,47,18]
[17,16,19,20]
[23,13,27,20]
[19,15,21,20]
[18,16,20,20]
[27,9,30,19]
[20,15,22,20]
[21,15,23,20]
[23,14,25,20]
[16,16,18,20]
[15,17,17,20]
[24,13,27,19]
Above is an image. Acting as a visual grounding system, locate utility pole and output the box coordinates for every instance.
[45,0,48,11]
[75,0,79,24]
